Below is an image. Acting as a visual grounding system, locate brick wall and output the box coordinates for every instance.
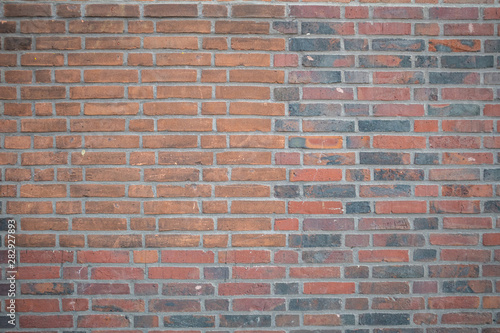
[1,1,499,331]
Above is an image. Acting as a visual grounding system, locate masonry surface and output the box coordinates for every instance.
[0,0,499,332]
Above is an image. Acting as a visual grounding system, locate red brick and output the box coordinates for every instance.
[358,87,410,101]
[429,296,480,309]
[143,37,198,50]
[441,249,490,262]
[144,4,198,17]
[203,4,227,17]
[275,54,299,67]
[21,20,65,34]
[215,53,270,67]
[430,7,478,19]
[230,69,284,83]
[16,299,59,312]
[20,219,67,232]
[85,4,139,17]
[374,6,423,19]
[148,267,199,280]
[375,201,427,214]
[216,86,270,100]
[77,314,129,328]
[289,201,343,214]
[231,201,285,215]
[215,21,269,34]
[291,5,340,18]
[219,283,270,295]
[91,267,144,280]
[57,4,80,18]
[69,53,123,66]
[232,4,285,18]
[360,282,410,295]
[144,201,199,215]
[233,298,285,311]
[416,23,440,36]
[128,53,153,66]
[290,169,342,182]
[345,6,369,18]
[128,20,154,34]
[359,250,409,262]
[219,250,269,264]
[4,4,52,17]
[430,200,480,214]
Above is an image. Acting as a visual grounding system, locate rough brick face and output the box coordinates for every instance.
[1,0,499,331]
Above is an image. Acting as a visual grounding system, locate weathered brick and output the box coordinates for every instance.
[359,120,411,132]
[372,39,424,52]
[303,55,355,67]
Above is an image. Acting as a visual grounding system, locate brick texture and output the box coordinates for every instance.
[1,0,499,331]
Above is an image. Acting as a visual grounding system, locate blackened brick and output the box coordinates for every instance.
[484,169,500,181]
[220,315,271,327]
[275,283,299,295]
[372,265,424,278]
[301,22,353,35]
[441,56,494,68]
[345,266,370,278]
[164,315,215,328]
[414,249,437,262]
[442,280,492,293]
[359,313,410,325]
[275,119,299,132]
[303,55,355,67]
[290,234,341,247]
[289,71,341,84]
[289,103,341,117]
[290,38,340,51]
[360,152,409,165]
[484,201,500,213]
[415,153,439,165]
[429,72,480,85]
[303,120,354,132]
[304,185,356,198]
[346,202,371,214]
[414,217,439,230]
[359,120,411,132]
[289,298,341,310]
[428,104,480,117]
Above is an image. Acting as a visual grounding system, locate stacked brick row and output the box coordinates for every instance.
[0,1,499,332]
